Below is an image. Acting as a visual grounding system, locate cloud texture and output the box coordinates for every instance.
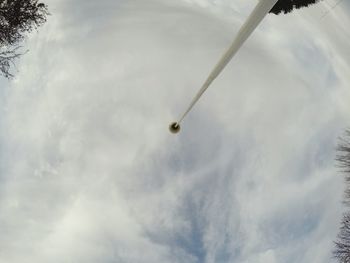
[0,0,349,262]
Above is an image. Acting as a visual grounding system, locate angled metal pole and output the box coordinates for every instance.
[169,0,279,134]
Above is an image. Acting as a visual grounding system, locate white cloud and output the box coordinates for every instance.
[0,0,349,262]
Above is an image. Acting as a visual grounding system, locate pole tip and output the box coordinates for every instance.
[169,122,181,134]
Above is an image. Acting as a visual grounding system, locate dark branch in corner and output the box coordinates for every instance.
[0,0,49,78]
[269,0,322,14]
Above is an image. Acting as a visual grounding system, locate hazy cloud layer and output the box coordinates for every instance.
[0,0,349,262]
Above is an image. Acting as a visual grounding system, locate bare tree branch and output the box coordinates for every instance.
[0,0,48,78]
[334,130,350,262]
[0,46,27,78]
[270,0,322,15]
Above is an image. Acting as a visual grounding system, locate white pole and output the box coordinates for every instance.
[171,0,279,133]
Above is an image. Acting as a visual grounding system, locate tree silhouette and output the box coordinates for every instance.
[0,0,48,78]
[0,47,21,78]
[335,213,350,263]
[334,130,350,263]
[270,0,322,14]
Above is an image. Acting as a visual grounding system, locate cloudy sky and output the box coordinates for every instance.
[0,0,350,262]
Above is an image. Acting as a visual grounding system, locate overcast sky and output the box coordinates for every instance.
[0,0,349,262]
